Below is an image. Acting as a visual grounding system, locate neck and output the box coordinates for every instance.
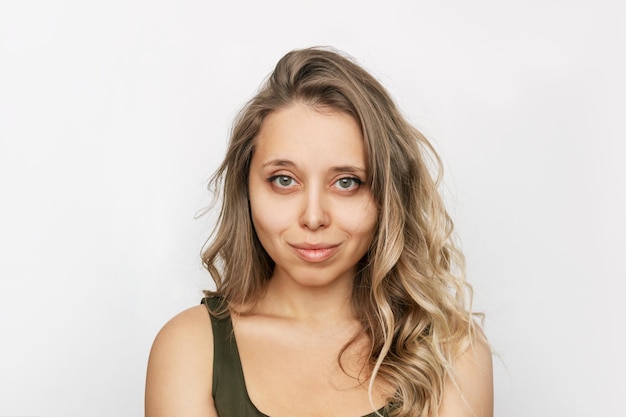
[257,272,357,324]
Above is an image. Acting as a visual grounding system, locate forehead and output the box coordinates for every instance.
[253,103,366,167]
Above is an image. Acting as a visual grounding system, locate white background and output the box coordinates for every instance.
[1,1,624,416]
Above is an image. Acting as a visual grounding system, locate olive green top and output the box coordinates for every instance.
[202,297,388,417]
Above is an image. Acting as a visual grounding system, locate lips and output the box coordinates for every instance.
[290,243,340,263]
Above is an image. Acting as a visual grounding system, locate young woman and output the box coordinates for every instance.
[145,47,493,417]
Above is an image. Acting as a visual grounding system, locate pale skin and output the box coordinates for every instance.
[145,103,493,417]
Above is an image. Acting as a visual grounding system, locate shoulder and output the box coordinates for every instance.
[438,330,494,417]
[145,304,218,417]
[150,304,214,355]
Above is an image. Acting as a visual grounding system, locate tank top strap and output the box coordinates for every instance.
[201,296,267,416]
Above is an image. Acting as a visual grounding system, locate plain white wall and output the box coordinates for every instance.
[1,1,624,416]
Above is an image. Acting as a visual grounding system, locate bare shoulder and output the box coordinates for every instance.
[145,304,217,417]
[438,331,494,417]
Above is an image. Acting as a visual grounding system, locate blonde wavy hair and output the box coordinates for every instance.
[202,47,479,417]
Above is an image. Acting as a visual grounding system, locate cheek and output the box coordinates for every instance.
[250,196,290,238]
[339,198,378,239]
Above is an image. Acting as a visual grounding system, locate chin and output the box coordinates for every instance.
[283,266,355,290]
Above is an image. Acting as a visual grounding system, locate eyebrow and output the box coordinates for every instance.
[330,165,367,175]
[261,159,367,175]
[262,159,296,169]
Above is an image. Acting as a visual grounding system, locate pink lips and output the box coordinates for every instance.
[290,244,339,263]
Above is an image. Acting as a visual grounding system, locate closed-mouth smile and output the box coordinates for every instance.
[289,243,340,263]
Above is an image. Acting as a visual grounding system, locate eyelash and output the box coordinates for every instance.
[334,177,363,190]
[266,175,363,191]
[267,175,297,188]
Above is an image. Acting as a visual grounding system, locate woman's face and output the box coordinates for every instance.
[248,103,378,290]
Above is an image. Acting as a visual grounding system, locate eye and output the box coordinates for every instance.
[269,175,297,188]
[334,177,362,191]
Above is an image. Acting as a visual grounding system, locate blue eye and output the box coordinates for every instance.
[335,177,362,190]
[270,175,296,188]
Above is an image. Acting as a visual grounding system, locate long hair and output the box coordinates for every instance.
[202,46,479,417]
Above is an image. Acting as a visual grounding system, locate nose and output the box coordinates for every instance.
[299,186,330,230]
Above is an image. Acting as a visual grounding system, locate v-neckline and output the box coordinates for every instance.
[226,311,387,417]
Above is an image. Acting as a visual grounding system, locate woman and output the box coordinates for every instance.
[145,47,493,417]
